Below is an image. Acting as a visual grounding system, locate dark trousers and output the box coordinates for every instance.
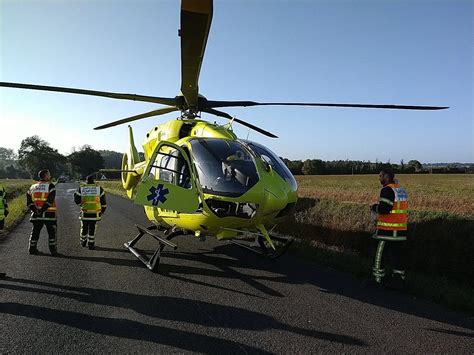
[80,220,97,244]
[29,220,57,250]
[372,239,405,282]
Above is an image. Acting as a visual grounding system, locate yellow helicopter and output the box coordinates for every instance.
[0,0,447,271]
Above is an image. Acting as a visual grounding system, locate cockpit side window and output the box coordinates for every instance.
[240,140,298,191]
[149,147,192,189]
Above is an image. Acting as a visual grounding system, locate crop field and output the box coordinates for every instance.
[0,179,32,232]
[297,174,474,217]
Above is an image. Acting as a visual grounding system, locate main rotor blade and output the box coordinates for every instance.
[202,108,278,138]
[94,107,179,130]
[204,100,449,110]
[0,82,178,106]
[180,0,213,108]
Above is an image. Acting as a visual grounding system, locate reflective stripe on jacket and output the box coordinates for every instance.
[79,184,102,221]
[377,183,408,231]
[29,181,57,221]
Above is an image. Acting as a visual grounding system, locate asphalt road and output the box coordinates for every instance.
[1,182,473,353]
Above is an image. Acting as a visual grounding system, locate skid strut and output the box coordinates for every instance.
[231,234,294,259]
[124,224,179,271]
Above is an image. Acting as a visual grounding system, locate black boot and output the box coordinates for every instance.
[29,246,38,255]
[88,243,95,250]
[49,247,58,256]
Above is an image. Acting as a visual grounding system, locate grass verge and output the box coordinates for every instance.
[1,180,31,235]
[100,181,128,199]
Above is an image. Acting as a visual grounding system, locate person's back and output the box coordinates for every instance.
[74,175,106,249]
[26,169,58,255]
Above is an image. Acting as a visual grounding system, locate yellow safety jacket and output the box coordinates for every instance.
[79,184,103,221]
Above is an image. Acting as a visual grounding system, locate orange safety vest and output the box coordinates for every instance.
[377,183,408,231]
[30,181,57,219]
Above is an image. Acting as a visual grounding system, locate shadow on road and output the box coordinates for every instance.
[0,302,270,353]
[159,244,474,332]
[27,236,473,334]
[1,278,367,347]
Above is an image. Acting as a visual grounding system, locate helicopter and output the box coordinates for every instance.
[0,0,447,271]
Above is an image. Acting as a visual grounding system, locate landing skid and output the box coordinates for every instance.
[231,234,294,259]
[124,224,180,271]
[125,225,293,271]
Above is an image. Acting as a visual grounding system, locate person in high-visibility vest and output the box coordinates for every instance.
[26,169,58,255]
[370,168,408,289]
[74,175,106,250]
[0,182,9,278]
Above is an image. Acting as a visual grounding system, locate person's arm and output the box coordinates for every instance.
[41,183,56,213]
[374,186,395,214]
[74,189,82,205]
[100,187,107,214]
[26,189,36,213]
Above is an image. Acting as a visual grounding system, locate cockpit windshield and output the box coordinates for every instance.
[190,138,259,197]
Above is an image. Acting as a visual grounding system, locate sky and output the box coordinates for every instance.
[0,0,472,163]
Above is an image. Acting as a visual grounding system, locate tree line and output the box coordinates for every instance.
[1,135,472,179]
[0,136,124,179]
[282,158,473,175]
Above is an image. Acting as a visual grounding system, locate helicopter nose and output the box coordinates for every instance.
[262,188,288,215]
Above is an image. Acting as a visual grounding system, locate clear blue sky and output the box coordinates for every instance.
[1,0,472,163]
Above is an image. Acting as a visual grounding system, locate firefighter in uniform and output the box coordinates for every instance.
[370,168,408,289]
[0,182,9,278]
[27,169,58,255]
[74,175,106,250]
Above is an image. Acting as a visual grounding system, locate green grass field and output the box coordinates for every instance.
[0,179,33,232]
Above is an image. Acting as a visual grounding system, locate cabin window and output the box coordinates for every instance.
[149,146,191,189]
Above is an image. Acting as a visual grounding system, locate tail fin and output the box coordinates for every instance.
[121,126,141,198]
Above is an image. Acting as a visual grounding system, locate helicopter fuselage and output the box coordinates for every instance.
[128,119,298,241]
